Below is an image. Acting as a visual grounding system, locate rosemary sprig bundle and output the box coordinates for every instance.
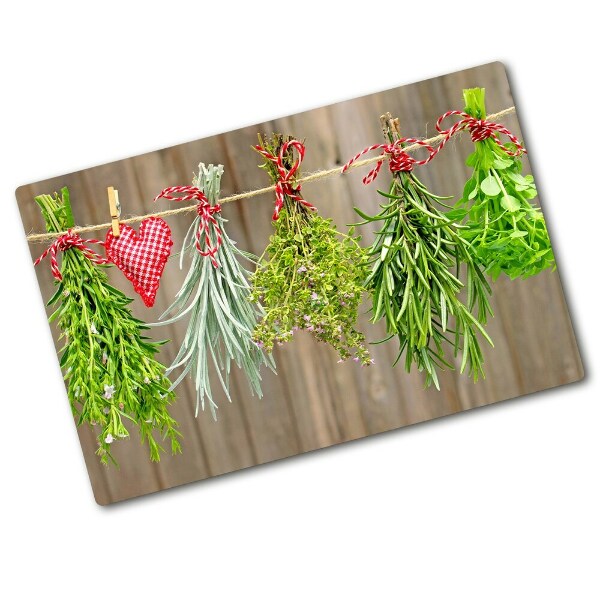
[356,116,493,388]
[159,164,275,418]
[36,188,181,465]
[250,134,371,365]
[458,87,555,279]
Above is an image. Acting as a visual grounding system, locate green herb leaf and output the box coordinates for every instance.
[481,175,501,196]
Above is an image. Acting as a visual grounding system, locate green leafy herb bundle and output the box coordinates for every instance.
[458,88,555,279]
[356,115,493,388]
[159,164,275,418]
[250,134,371,365]
[36,188,181,465]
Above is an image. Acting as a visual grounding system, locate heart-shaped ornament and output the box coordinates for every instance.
[105,217,173,307]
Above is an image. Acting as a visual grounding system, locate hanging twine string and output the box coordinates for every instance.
[342,138,438,184]
[435,110,526,156]
[24,106,517,243]
[253,139,317,220]
[33,231,109,280]
[154,186,223,267]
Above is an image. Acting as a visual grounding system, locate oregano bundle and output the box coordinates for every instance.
[457,87,555,279]
[355,116,493,388]
[250,134,371,365]
[35,188,181,465]
[158,164,275,418]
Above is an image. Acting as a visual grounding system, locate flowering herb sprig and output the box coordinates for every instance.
[250,134,371,365]
[355,115,493,388]
[35,188,181,465]
[158,164,275,418]
[457,87,555,279]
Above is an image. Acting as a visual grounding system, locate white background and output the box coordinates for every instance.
[1,2,597,598]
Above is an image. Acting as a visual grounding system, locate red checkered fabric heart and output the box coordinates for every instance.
[105,217,173,307]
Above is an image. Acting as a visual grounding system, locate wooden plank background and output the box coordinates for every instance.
[16,62,583,505]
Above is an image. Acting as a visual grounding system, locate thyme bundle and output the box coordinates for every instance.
[36,188,181,465]
[159,164,275,418]
[356,116,493,388]
[250,134,371,365]
[458,88,555,279]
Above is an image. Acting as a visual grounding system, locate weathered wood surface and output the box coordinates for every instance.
[16,62,582,505]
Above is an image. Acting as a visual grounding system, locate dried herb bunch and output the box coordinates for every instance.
[250,134,371,365]
[356,115,493,388]
[36,188,181,465]
[159,164,275,418]
[458,87,555,279]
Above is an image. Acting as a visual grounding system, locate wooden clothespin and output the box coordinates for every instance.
[107,186,120,237]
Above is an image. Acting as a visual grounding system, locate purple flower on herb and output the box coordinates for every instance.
[303,315,311,322]
[311,292,319,301]
[103,385,115,400]
[143,376,150,384]
[353,357,360,363]
[90,322,98,334]
[297,266,307,273]
[104,434,114,444]
[102,407,110,415]
[307,325,314,332]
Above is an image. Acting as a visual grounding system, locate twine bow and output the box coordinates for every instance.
[154,186,222,267]
[342,138,438,185]
[435,110,526,156]
[34,231,109,281]
[254,140,316,220]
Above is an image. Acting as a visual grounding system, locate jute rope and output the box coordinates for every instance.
[24,106,516,243]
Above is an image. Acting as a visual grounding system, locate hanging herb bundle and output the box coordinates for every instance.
[351,115,493,388]
[157,164,275,419]
[250,134,371,365]
[448,87,555,279]
[34,188,181,465]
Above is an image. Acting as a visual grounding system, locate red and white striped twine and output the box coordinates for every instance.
[254,140,316,220]
[33,231,109,281]
[343,111,526,185]
[154,186,223,267]
[342,138,438,185]
[435,110,526,156]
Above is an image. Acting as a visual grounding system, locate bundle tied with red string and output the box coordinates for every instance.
[448,87,554,280]
[32,187,181,466]
[344,113,493,388]
[156,164,275,419]
[249,133,372,365]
